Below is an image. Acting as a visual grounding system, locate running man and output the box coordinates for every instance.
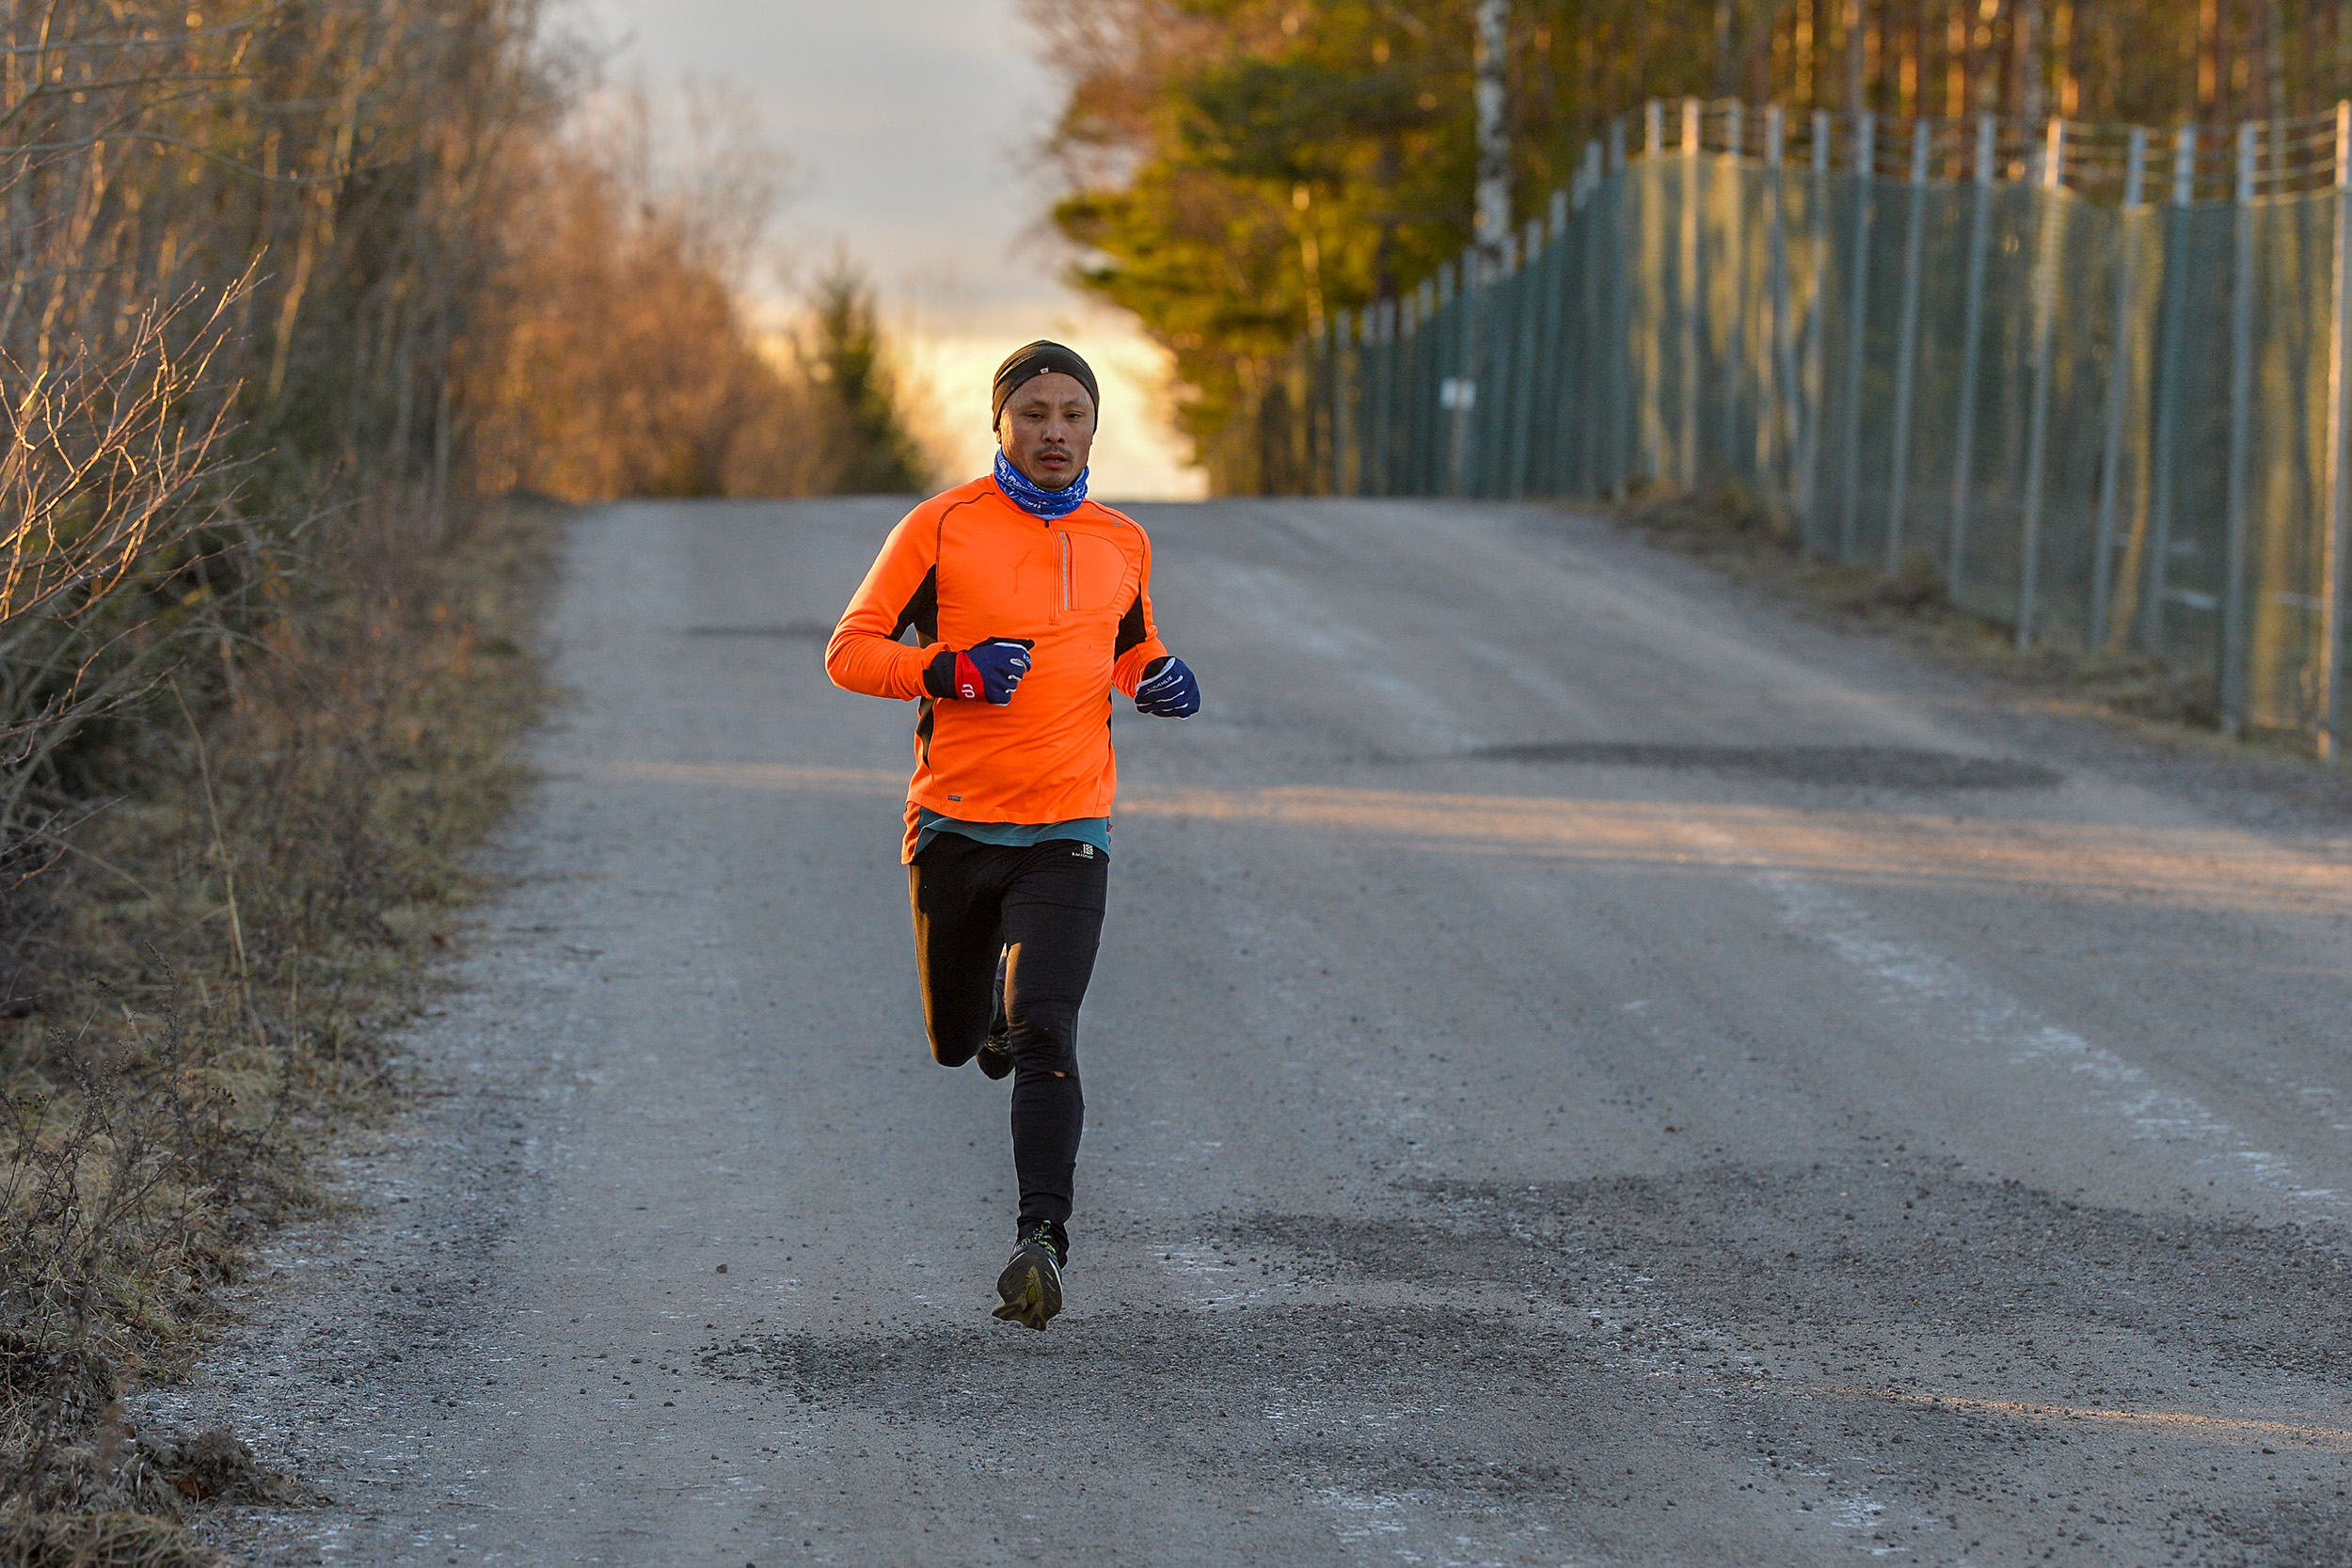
[824,341,1200,1331]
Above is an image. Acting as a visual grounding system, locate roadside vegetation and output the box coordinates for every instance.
[1617,486,2258,746]
[0,0,930,1558]
[1028,0,2347,490]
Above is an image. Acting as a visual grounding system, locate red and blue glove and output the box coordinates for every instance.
[924,638,1033,705]
[1134,656,1200,719]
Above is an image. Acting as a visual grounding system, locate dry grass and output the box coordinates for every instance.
[0,497,558,1555]
[0,1511,221,1568]
[1613,486,2231,739]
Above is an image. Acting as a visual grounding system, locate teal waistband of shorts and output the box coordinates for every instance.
[913,809,1111,862]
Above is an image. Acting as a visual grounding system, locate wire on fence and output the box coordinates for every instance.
[1282,99,2352,755]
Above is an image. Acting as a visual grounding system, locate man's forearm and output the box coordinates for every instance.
[1109,637,1170,697]
[826,627,936,700]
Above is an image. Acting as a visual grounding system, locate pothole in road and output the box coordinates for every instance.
[700,1307,1535,1413]
[700,1306,1733,1544]
[1466,742,2062,791]
[1245,1164,2352,1386]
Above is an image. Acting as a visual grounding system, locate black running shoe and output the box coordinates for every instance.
[977,1033,1013,1080]
[991,1221,1064,1331]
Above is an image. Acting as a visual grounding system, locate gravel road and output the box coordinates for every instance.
[145,497,2352,1566]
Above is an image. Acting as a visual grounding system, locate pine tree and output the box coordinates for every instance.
[805,256,931,495]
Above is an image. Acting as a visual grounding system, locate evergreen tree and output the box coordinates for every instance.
[806,256,932,495]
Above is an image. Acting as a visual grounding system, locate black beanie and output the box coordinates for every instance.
[992,341,1099,429]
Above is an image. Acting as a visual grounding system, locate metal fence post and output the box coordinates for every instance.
[1348,309,1364,498]
[1396,295,1412,495]
[1434,266,1451,499]
[2142,127,2197,650]
[1345,308,1362,496]
[2327,103,2352,757]
[1318,325,1333,496]
[1407,277,1423,497]
[2221,121,2258,732]
[1638,100,1664,489]
[1406,279,1425,494]
[1583,139,1610,495]
[1884,119,1931,575]
[1796,110,1833,538]
[1643,89,1662,486]
[1422,274,1443,495]
[1374,299,1394,496]
[1317,312,1336,491]
[1316,318,1332,493]
[1395,293,1414,496]
[1948,114,1997,597]
[1388,296,1402,495]
[1299,320,1319,496]
[1609,116,1632,499]
[1680,97,1703,489]
[1722,101,1747,480]
[1837,110,1877,562]
[1337,308,1353,495]
[1482,239,1508,499]
[1499,233,1522,498]
[1764,105,1794,495]
[1394,291,1412,496]
[1439,259,1466,496]
[1578,146,1604,494]
[1534,212,1554,491]
[1542,184,1571,494]
[1467,251,1489,499]
[2090,128,2148,644]
[1375,303,1390,498]
[1463,246,1486,497]
[2017,117,2069,649]
[1508,217,1542,496]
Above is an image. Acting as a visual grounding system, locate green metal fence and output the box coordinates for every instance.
[1295,99,2352,752]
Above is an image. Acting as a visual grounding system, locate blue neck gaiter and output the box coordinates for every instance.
[993,449,1089,520]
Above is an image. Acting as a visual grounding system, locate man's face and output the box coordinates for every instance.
[997,372,1095,491]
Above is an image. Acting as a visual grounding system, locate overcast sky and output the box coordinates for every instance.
[571,0,1202,497]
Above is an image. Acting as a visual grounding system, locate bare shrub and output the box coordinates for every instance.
[462,83,836,500]
[0,0,560,865]
[0,293,250,884]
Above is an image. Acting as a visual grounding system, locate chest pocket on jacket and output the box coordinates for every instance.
[1061,531,1134,615]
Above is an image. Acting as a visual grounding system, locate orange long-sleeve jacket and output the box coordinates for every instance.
[826,475,1171,861]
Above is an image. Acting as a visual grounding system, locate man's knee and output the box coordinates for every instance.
[1006,996,1080,1076]
[929,1032,981,1069]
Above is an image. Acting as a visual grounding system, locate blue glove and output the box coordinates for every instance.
[925,638,1033,705]
[1134,656,1199,719]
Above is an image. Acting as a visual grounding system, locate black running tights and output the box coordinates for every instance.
[907,833,1107,1249]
